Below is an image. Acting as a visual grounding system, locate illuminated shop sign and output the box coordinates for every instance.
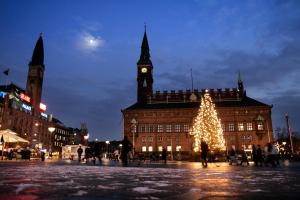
[39,103,46,112]
[41,112,48,119]
[22,104,32,112]
[20,93,31,103]
[0,91,6,98]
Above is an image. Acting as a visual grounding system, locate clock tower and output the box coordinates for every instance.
[137,29,153,103]
[26,33,45,115]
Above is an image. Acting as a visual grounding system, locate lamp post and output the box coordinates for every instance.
[131,118,137,156]
[285,113,294,154]
[84,134,89,145]
[48,127,55,153]
[105,140,110,158]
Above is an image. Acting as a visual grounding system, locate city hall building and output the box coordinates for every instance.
[122,30,273,158]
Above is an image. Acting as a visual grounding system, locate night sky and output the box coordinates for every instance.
[0,0,299,141]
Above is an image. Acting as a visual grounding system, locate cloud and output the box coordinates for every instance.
[76,31,105,52]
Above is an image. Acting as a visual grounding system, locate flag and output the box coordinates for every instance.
[3,69,9,76]
[0,135,4,143]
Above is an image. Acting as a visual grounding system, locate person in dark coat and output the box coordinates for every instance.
[41,151,45,162]
[201,140,208,167]
[77,146,83,162]
[240,147,249,166]
[120,136,132,166]
[256,145,263,166]
[252,144,258,166]
[161,147,167,164]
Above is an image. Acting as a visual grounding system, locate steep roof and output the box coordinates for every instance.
[137,30,152,65]
[123,96,271,111]
[29,34,44,67]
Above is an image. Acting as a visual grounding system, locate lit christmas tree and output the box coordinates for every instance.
[190,92,225,152]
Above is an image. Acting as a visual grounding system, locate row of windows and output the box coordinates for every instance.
[138,124,190,133]
[141,146,182,152]
[141,136,180,143]
[222,122,264,132]
[54,134,67,141]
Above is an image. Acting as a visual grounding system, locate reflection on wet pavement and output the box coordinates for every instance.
[0,161,300,199]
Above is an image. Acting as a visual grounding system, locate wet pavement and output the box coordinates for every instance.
[0,159,300,199]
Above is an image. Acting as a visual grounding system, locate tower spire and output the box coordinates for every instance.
[137,26,152,65]
[237,70,245,96]
[238,70,242,83]
[30,34,44,67]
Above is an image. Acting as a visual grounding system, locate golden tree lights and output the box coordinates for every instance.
[190,92,225,152]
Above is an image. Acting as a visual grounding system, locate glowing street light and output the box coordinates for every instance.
[48,127,55,152]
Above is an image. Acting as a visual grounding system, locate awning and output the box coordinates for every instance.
[0,129,30,143]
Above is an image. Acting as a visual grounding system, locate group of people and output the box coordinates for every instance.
[228,142,280,167]
[76,136,169,166]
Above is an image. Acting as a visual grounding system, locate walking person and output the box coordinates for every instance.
[120,136,132,166]
[41,151,45,162]
[228,147,237,165]
[77,146,83,163]
[240,147,249,166]
[161,147,167,164]
[256,145,263,166]
[201,140,208,167]
[252,144,258,166]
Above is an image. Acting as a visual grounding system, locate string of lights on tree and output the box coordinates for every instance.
[190,92,225,152]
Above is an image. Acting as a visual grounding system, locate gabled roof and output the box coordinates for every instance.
[123,96,271,111]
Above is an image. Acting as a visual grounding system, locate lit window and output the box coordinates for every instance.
[248,145,252,149]
[238,123,244,131]
[158,146,163,151]
[183,124,189,132]
[257,121,264,130]
[148,146,153,152]
[142,146,147,152]
[247,123,253,131]
[167,146,172,151]
[222,123,226,131]
[229,123,235,131]
[176,146,182,151]
[166,125,172,132]
[149,125,155,132]
[139,125,145,133]
[145,125,149,132]
[175,124,181,132]
[158,125,163,132]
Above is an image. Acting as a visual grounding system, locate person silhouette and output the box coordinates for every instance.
[201,140,208,167]
[77,146,83,163]
[120,136,132,166]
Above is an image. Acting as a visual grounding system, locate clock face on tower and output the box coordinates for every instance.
[141,67,148,73]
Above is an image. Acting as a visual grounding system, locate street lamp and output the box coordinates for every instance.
[48,127,55,157]
[131,118,137,156]
[106,140,110,158]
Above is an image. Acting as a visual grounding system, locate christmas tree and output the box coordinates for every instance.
[190,92,225,152]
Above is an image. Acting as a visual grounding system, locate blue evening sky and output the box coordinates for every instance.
[0,0,300,140]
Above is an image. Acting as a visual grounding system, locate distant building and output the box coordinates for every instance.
[122,30,273,158]
[0,34,83,154]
